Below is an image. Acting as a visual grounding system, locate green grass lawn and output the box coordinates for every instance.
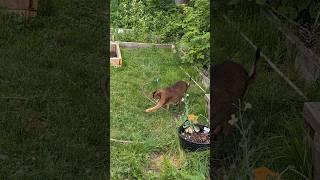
[110,48,209,179]
[0,0,106,178]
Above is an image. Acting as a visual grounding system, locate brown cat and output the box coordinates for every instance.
[211,48,261,138]
[145,81,189,112]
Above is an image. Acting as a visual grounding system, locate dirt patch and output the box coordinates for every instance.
[170,154,181,168]
[149,152,181,172]
[181,131,210,144]
[149,153,164,171]
[172,113,181,121]
[172,111,184,121]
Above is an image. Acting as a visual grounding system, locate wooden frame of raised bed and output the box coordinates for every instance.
[118,41,174,50]
[0,0,38,17]
[263,9,320,82]
[205,94,210,126]
[110,42,122,67]
[201,73,210,90]
[304,102,320,178]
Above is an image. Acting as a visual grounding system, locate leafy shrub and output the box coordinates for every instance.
[111,0,210,66]
[178,0,210,64]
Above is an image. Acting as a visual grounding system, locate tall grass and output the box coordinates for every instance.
[213,2,317,178]
[0,0,106,178]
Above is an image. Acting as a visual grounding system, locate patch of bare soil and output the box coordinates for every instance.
[172,112,184,121]
[149,152,181,172]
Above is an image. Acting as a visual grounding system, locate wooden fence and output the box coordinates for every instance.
[223,13,320,179]
[0,0,38,16]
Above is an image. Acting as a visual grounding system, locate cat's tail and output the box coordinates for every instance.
[248,48,261,81]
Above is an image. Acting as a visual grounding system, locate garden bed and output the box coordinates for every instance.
[110,42,122,67]
[118,41,174,50]
[0,0,38,16]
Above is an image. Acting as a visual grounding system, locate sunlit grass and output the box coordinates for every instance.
[110,48,209,179]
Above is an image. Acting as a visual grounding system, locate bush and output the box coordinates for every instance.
[111,0,209,66]
[178,0,210,65]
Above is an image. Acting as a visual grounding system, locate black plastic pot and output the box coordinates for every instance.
[178,124,210,151]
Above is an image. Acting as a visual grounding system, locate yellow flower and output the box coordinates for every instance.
[188,114,198,123]
[253,167,279,180]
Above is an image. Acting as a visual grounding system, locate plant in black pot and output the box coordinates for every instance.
[178,94,210,151]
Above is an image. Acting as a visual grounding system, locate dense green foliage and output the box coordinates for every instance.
[227,0,320,28]
[111,0,210,65]
[266,0,319,22]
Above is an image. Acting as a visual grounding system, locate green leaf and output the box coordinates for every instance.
[193,125,200,132]
[256,0,266,5]
[183,123,190,129]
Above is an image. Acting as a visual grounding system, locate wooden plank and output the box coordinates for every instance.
[0,0,38,10]
[262,9,320,82]
[201,74,210,89]
[205,94,210,125]
[304,102,320,133]
[110,42,122,67]
[314,132,320,179]
[0,0,38,16]
[0,0,29,9]
[118,41,174,49]
[6,9,36,16]
[30,0,38,11]
[303,102,320,179]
